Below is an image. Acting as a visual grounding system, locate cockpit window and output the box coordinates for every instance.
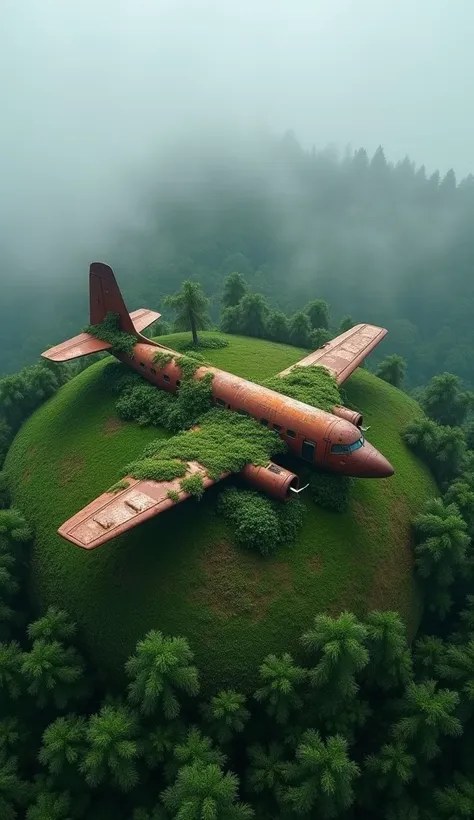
[331,435,364,455]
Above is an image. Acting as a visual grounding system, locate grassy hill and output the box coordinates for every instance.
[5,332,436,693]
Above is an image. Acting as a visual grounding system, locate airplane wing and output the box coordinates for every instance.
[58,460,228,550]
[130,309,162,333]
[278,323,387,385]
[42,333,112,362]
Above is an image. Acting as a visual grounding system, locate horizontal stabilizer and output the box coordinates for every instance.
[130,308,162,333]
[58,461,226,549]
[42,332,112,362]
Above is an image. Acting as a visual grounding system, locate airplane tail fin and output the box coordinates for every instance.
[41,262,161,363]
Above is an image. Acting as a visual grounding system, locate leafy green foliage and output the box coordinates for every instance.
[281,730,359,818]
[167,490,180,503]
[21,640,85,710]
[39,714,87,776]
[404,416,466,486]
[126,630,199,718]
[0,472,10,510]
[309,471,352,512]
[108,479,130,493]
[0,641,24,700]
[435,774,474,819]
[288,310,312,347]
[413,497,469,588]
[0,750,26,820]
[26,791,71,820]
[27,607,77,644]
[376,355,407,388]
[84,312,137,356]
[304,300,330,330]
[180,474,205,500]
[309,327,333,349]
[364,741,416,797]
[339,316,354,333]
[218,488,304,554]
[124,458,187,482]
[222,272,248,309]
[420,373,472,427]
[262,365,340,413]
[364,611,412,690]
[175,335,229,352]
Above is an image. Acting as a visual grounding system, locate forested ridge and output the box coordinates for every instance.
[2,134,474,386]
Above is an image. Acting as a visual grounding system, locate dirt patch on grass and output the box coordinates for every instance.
[306,553,323,574]
[58,454,85,486]
[103,417,124,435]
[197,542,293,622]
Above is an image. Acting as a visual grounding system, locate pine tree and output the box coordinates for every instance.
[26,790,71,820]
[0,750,26,820]
[413,635,449,680]
[202,690,250,745]
[247,742,285,796]
[162,763,254,820]
[0,641,24,700]
[165,281,211,345]
[21,640,85,709]
[364,741,416,797]
[173,727,225,770]
[254,652,306,724]
[301,612,369,703]
[281,730,359,818]
[221,272,248,309]
[394,680,462,760]
[81,703,141,791]
[39,714,87,776]
[435,774,474,819]
[421,373,472,427]
[442,639,474,717]
[375,355,407,388]
[27,608,76,644]
[364,611,412,690]
[126,630,199,718]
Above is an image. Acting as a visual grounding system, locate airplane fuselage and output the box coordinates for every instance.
[116,341,394,479]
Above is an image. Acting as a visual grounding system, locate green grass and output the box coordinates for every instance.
[5,332,436,694]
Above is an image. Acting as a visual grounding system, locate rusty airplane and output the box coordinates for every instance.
[42,263,394,550]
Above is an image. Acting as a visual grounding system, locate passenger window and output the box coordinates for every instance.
[287,429,296,438]
[176,380,181,387]
[163,374,170,383]
[273,424,282,432]
[140,362,146,369]
[260,418,269,426]
[150,367,156,375]
[302,440,316,462]
[216,398,226,408]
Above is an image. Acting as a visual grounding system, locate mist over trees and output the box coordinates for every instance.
[2,135,474,387]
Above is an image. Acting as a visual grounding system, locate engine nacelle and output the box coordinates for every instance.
[331,405,363,428]
[241,462,300,501]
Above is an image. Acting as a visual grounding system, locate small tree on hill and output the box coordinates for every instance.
[21,639,86,710]
[81,703,141,791]
[165,281,211,345]
[301,612,369,703]
[39,714,87,778]
[394,680,462,760]
[266,310,289,343]
[364,611,412,690]
[413,498,469,588]
[364,741,416,799]
[237,294,269,338]
[289,311,312,347]
[375,355,407,388]
[126,630,199,718]
[222,272,248,309]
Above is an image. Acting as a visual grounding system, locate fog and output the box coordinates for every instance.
[1,0,473,275]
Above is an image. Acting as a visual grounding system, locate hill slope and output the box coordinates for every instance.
[5,333,436,693]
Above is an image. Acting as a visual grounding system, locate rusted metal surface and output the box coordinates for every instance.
[41,262,394,550]
[42,333,112,362]
[278,323,388,384]
[242,462,299,500]
[59,461,228,550]
[331,405,363,428]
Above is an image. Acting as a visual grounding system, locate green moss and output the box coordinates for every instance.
[152,350,207,381]
[262,365,341,412]
[180,474,205,500]
[141,410,285,481]
[152,352,174,370]
[5,331,436,694]
[107,480,130,494]
[167,490,180,503]
[84,312,137,356]
[124,458,187,482]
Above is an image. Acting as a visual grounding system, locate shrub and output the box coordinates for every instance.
[176,336,229,351]
[180,474,205,500]
[167,490,180,503]
[218,488,304,555]
[310,471,353,512]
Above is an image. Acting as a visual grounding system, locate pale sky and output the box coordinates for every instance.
[1,0,473,272]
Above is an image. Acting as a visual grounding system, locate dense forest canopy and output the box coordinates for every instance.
[1,134,474,386]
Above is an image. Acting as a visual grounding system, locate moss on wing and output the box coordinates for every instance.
[124,458,187,482]
[107,479,130,494]
[180,474,205,500]
[261,365,341,413]
[140,410,285,481]
[167,490,180,503]
[84,312,137,356]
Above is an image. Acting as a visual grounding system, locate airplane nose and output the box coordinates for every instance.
[370,452,395,478]
[351,441,395,478]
